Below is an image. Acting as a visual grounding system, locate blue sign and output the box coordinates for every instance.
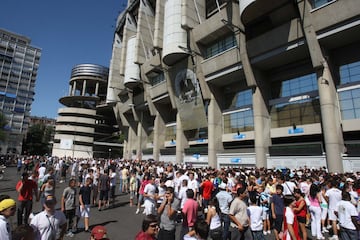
[233,134,246,140]
[230,158,241,163]
[170,140,176,145]
[288,128,304,134]
[193,154,201,159]
[196,139,205,143]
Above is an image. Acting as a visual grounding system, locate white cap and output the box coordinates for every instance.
[346,178,354,182]
[219,182,227,189]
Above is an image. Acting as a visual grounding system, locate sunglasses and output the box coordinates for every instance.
[149,224,158,228]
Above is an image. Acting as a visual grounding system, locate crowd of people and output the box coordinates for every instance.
[1,155,360,240]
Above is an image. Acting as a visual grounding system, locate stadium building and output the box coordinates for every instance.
[107,0,360,172]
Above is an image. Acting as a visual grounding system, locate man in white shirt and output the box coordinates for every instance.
[280,175,296,196]
[187,172,198,199]
[325,180,342,240]
[335,191,359,240]
[178,179,189,209]
[143,176,157,216]
[31,195,67,240]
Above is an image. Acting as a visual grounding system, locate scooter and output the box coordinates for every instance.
[0,165,5,180]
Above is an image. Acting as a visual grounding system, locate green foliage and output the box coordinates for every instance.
[22,123,54,155]
[0,112,8,142]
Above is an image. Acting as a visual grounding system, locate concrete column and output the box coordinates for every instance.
[72,81,77,96]
[153,111,166,161]
[239,30,270,168]
[317,61,344,172]
[295,0,344,172]
[127,126,137,160]
[208,93,223,168]
[68,85,72,96]
[82,80,87,96]
[175,113,187,164]
[252,81,271,168]
[95,82,99,96]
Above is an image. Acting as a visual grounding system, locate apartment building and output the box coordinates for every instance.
[0,29,41,155]
[52,64,120,159]
[107,0,360,172]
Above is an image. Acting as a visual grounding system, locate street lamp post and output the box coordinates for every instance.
[108,148,111,159]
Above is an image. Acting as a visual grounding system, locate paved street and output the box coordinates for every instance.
[1,166,334,240]
[1,166,144,240]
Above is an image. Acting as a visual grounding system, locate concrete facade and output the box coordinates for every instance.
[108,0,360,172]
[0,29,41,155]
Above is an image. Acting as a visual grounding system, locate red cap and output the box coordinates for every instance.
[91,225,107,240]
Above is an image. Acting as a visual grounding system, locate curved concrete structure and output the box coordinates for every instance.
[162,0,188,66]
[124,36,140,88]
[52,64,118,158]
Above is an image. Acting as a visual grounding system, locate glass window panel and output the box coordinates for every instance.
[355,109,360,119]
[339,91,352,100]
[342,110,355,120]
[340,99,354,110]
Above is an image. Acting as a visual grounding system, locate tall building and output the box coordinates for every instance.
[0,29,41,155]
[52,64,121,159]
[108,0,360,172]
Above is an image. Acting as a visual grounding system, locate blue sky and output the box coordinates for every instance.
[0,0,126,119]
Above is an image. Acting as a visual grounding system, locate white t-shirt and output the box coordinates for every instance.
[38,166,46,180]
[285,207,295,240]
[144,183,157,202]
[188,179,199,193]
[109,172,116,187]
[325,188,342,210]
[248,205,263,231]
[282,181,296,196]
[0,215,11,240]
[336,200,358,230]
[30,210,66,240]
[178,186,189,209]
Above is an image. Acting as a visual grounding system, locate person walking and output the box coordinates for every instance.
[98,169,110,211]
[30,195,67,240]
[325,179,342,240]
[61,178,77,237]
[16,172,39,226]
[206,198,223,240]
[79,177,92,232]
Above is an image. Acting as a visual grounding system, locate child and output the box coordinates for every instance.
[283,195,301,240]
[258,185,271,235]
[271,184,285,240]
[248,195,265,240]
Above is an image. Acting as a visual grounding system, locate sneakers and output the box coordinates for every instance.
[267,230,271,234]
[135,208,140,214]
[65,232,74,237]
[326,225,332,229]
[322,228,329,233]
[263,231,267,235]
[329,235,339,240]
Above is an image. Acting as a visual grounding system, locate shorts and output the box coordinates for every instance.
[328,208,337,221]
[144,200,156,215]
[130,191,136,200]
[99,190,109,201]
[297,216,306,224]
[79,204,90,218]
[262,210,270,220]
[273,214,283,232]
[321,207,328,220]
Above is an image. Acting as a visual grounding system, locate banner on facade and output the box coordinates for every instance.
[168,59,207,130]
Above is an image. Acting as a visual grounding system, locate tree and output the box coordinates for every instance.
[23,123,54,155]
[0,112,8,142]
